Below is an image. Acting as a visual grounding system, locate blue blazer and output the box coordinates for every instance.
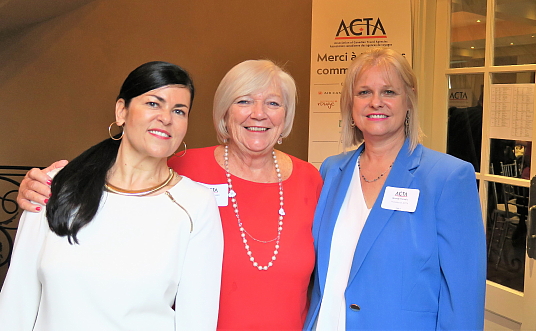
[304,140,486,330]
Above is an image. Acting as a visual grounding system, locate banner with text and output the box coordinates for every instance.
[308,0,412,167]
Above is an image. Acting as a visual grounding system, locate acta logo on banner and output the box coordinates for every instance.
[335,18,386,39]
[450,91,468,100]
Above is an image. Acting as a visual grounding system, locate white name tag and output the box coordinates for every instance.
[199,183,228,207]
[381,186,420,212]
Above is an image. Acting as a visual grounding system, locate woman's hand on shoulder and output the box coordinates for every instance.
[17,160,69,212]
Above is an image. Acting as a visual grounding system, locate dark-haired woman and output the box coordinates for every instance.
[0,62,223,331]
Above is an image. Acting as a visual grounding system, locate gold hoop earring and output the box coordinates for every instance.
[109,122,124,140]
[174,141,187,157]
[350,118,356,128]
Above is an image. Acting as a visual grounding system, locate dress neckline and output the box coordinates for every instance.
[209,145,295,184]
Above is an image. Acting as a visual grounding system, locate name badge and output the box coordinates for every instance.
[198,183,229,207]
[381,186,420,212]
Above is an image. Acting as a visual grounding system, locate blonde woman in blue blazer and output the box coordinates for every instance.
[304,48,486,330]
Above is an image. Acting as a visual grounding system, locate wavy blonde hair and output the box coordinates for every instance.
[340,48,422,152]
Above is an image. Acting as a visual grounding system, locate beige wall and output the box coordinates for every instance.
[0,0,312,166]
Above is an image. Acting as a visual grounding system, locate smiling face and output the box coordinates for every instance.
[116,85,191,160]
[352,65,408,144]
[226,85,286,155]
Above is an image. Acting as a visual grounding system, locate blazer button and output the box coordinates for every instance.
[349,304,361,311]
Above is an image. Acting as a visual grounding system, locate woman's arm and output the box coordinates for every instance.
[17,160,68,212]
[174,192,223,330]
[0,208,48,329]
[436,162,486,330]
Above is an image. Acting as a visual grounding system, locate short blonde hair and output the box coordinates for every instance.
[340,48,422,151]
[213,60,297,144]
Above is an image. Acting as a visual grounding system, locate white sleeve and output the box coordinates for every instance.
[174,192,223,330]
[0,208,48,330]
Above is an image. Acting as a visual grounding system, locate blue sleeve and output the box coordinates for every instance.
[436,162,486,330]
[318,154,339,180]
[319,159,329,179]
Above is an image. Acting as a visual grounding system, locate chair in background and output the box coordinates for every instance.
[488,165,506,259]
[500,160,518,178]
[492,162,529,269]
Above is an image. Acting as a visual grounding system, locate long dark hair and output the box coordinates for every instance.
[46,61,195,244]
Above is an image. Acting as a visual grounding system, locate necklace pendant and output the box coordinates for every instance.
[224,145,284,271]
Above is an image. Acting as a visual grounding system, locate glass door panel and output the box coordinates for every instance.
[492,72,536,85]
[486,179,527,292]
[487,137,531,291]
[487,74,534,295]
[489,73,534,147]
[494,0,536,66]
[450,0,487,68]
[436,0,536,328]
[490,138,532,179]
[447,74,484,171]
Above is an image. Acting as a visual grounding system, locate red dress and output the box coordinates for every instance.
[169,146,322,330]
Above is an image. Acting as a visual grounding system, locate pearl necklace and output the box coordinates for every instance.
[358,150,393,183]
[224,145,285,271]
[105,168,175,196]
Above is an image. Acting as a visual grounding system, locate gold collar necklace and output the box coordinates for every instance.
[105,168,175,196]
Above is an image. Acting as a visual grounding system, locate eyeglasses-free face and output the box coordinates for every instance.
[225,86,286,155]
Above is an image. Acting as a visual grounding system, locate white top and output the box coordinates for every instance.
[0,176,223,331]
[315,162,370,331]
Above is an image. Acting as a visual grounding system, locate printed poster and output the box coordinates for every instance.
[490,84,534,141]
[308,0,412,168]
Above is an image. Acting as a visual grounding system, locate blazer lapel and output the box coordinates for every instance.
[347,140,422,283]
[316,146,363,291]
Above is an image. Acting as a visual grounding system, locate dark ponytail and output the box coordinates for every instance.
[46,61,195,244]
